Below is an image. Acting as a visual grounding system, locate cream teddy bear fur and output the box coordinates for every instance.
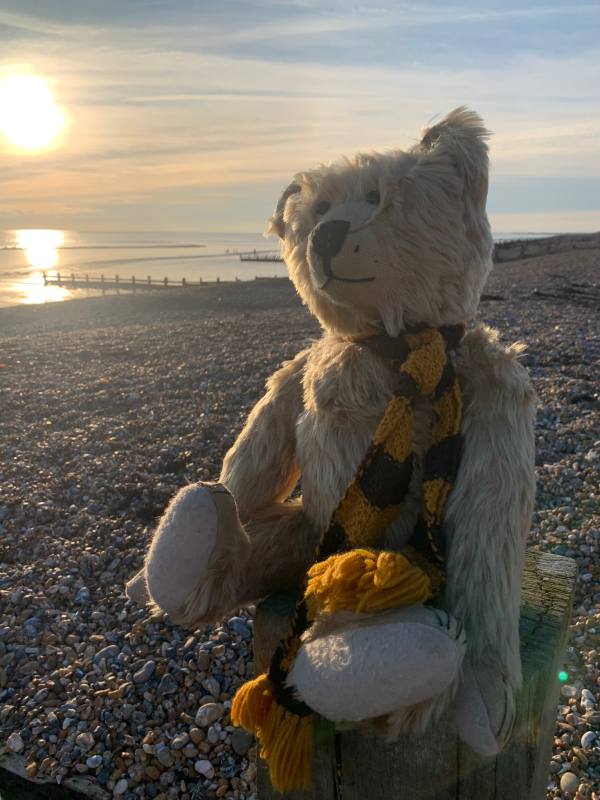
[127,107,536,749]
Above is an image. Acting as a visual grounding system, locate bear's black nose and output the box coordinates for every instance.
[310,220,350,259]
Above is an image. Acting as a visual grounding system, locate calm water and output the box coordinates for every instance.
[0,230,286,308]
[0,229,553,308]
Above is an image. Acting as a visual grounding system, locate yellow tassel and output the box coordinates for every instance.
[305,547,432,618]
[231,673,273,732]
[231,674,314,793]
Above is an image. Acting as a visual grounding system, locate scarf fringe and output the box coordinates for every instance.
[231,674,313,793]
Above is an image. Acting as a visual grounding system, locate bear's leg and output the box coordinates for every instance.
[287,606,467,724]
[136,483,316,627]
[452,660,515,755]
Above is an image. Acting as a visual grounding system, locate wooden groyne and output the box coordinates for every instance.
[42,272,286,292]
[239,252,283,262]
[493,231,600,263]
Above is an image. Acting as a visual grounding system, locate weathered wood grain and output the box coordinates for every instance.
[0,752,110,799]
[255,550,576,800]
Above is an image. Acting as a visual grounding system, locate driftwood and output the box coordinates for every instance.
[255,550,577,800]
[480,293,506,302]
[0,752,109,799]
[528,272,600,307]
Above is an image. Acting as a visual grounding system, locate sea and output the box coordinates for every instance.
[0,229,551,309]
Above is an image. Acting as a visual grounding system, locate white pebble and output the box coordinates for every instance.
[580,730,596,749]
[559,772,579,794]
[194,759,215,779]
[195,702,223,727]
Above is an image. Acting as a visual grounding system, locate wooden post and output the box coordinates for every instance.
[86,274,89,288]
[70,272,75,285]
[57,271,62,286]
[254,551,577,800]
[115,274,120,294]
[182,277,187,287]
[43,271,47,286]
[132,275,136,292]
[147,276,151,286]
[101,274,105,295]
[164,277,168,287]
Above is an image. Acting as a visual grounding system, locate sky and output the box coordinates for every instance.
[0,0,599,234]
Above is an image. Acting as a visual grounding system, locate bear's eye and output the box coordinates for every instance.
[366,190,381,205]
[315,200,331,216]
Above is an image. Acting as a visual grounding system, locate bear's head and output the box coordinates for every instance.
[267,107,493,337]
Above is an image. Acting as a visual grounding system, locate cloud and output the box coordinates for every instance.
[1,0,599,230]
[223,1,600,45]
[0,8,92,38]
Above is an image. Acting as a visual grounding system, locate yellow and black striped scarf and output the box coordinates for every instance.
[232,324,465,793]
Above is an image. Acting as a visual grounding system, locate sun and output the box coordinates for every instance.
[0,73,66,152]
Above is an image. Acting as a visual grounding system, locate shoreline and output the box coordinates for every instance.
[0,231,599,316]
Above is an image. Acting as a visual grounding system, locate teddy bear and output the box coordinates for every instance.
[126,107,536,792]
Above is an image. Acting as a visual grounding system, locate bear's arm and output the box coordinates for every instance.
[220,348,308,522]
[443,326,537,690]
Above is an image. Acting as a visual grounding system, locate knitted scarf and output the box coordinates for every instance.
[231,325,465,793]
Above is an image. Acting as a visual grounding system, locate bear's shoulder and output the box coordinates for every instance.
[457,325,537,413]
[301,334,395,414]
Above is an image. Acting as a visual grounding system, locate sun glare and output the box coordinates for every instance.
[0,74,65,151]
[17,229,64,269]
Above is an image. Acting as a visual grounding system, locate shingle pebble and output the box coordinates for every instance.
[194,759,215,779]
[132,659,156,684]
[195,702,224,728]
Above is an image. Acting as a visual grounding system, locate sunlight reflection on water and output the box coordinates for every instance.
[13,229,72,304]
[19,272,73,305]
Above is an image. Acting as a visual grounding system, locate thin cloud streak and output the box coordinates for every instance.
[225,3,600,44]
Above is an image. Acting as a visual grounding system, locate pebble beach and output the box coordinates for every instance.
[0,246,598,799]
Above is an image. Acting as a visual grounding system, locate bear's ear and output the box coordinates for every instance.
[415,106,491,222]
[265,181,301,239]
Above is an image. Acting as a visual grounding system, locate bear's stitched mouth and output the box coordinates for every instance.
[318,255,375,289]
